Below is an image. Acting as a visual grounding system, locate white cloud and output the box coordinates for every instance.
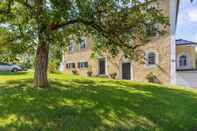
[178,13,188,26]
[188,9,197,22]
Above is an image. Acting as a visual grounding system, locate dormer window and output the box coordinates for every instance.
[80,39,86,49]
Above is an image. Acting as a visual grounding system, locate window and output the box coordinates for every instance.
[68,40,74,52]
[145,23,159,37]
[179,55,187,67]
[72,63,75,68]
[80,39,86,49]
[78,62,88,69]
[146,52,157,66]
[66,63,75,69]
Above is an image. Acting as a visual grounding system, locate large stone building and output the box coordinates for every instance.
[62,0,197,87]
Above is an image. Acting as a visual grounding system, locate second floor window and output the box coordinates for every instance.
[68,40,75,52]
[145,23,159,37]
[80,39,86,49]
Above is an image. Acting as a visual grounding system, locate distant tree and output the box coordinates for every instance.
[0,27,35,64]
[0,0,168,87]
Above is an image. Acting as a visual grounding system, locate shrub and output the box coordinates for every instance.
[72,69,79,75]
[146,72,160,84]
[110,72,117,79]
[48,62,58,73]
[87,71,93,77]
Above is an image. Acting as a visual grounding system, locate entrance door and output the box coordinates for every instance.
[99,58,106,75]
[122,63,131,80]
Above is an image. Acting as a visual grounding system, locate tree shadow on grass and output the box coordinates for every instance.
[0,78,197,131]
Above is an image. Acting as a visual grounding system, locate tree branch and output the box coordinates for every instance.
[48,18,144,51]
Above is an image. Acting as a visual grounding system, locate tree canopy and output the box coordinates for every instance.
[0,0,168,87]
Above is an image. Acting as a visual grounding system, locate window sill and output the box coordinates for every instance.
[96,74,108,78]
[78,68,88,70]
[145,64,158,69]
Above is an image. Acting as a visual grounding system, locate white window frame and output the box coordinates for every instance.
[120,55,134,80]
[65,61,75,69]
[179,55,187,67]
[97,57,108,76]
[78,60,88,69]
[145,51,159,68]
[177,53,191,69]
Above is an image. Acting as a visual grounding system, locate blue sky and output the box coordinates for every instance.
[176,0,197,42]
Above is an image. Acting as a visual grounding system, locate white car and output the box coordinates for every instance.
[0,62,22,72]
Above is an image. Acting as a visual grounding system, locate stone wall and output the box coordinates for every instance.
[64,0,172,84]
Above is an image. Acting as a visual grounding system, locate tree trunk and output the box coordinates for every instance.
[33,41,49,87]
[33,0,49,87]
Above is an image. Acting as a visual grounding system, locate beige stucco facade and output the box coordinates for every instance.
[64,0,173,84]
[132,36,171,83]
[63,0,197,85]
[62,0,197,87]
[176,45,196,70]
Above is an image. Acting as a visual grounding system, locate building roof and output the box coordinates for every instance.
[176,39,197,46]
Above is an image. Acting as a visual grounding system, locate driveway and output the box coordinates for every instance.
[176,71,197,88]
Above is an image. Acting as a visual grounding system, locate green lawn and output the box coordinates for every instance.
[0,72,197,131]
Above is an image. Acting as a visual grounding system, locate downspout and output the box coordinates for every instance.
[170,0,179,84]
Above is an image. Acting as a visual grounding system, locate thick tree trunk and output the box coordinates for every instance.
[33,41,49,87]
[33,0,50,87]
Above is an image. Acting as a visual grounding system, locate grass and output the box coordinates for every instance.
[0,72,197,131]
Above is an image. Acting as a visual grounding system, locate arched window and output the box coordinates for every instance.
[179,55,187,67]
[147,52,156,65]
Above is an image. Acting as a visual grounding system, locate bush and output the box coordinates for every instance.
[146,72,160,84]
[48,62,58,73]
[87,71,93,77]
[109,72,117,79]
[72,69,79,75]
[19,61,33,71]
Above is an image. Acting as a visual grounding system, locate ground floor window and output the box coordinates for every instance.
[78,62,88,69]
[148,52,156,65]
[145,51,158,68]
[179,55,187,67]
[66,63,75,69]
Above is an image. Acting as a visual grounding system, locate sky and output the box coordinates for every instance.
[176,0,197,42]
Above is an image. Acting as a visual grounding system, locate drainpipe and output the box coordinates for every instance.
[170,0,178,84]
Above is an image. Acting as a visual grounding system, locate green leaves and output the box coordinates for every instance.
[1,0,169,62]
